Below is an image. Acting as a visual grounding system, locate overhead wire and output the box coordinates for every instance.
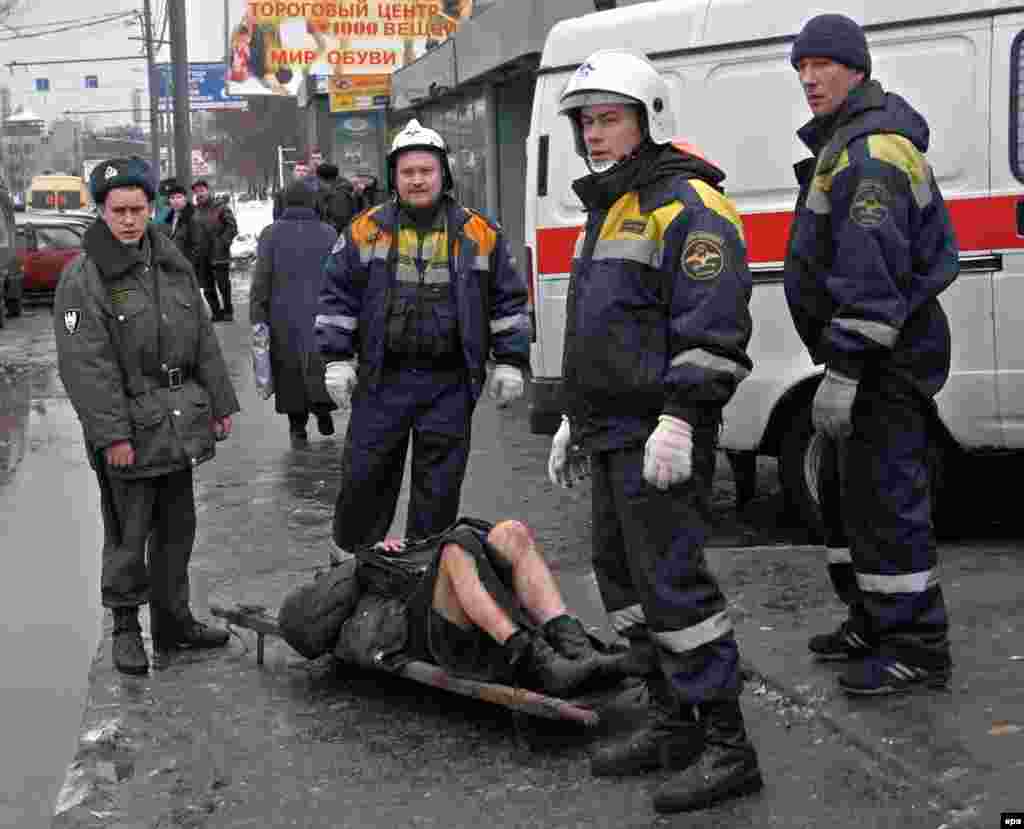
[0,12,137,42]
[2,11,136,32]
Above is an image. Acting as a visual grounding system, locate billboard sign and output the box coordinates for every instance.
[225,1,474,111]
[157,62,248,112]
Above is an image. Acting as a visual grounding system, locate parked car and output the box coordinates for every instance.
[0,181,23,329]
[14,213,88,302]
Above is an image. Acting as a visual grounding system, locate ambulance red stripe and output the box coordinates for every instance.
[535,194,1024,274]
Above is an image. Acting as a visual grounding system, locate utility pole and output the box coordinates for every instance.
[168,0,191,190]
[141,0,161,180]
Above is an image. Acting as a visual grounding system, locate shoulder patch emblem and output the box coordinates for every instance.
[63,308,81,335]
[850,179,890,229]
[331,234,346,254]
[682,232,726,281]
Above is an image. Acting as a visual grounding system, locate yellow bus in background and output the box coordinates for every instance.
[27,175,91,211]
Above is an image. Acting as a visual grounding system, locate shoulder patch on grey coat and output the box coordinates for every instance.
[63,308,81,335]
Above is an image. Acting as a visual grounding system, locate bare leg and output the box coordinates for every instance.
[431,520,569,644]
[486,520,567,627]
[432,543,518,643]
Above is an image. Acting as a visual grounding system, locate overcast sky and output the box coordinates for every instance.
[2,1,226,129]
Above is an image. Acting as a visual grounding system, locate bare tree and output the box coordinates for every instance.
[0,1,26,22]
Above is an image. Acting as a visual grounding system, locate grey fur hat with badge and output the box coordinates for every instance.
[89,157,157,204]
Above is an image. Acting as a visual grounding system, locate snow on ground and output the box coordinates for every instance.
[230,199,274,262]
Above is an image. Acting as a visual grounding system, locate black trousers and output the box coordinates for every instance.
[287,407,334,435]
[202,264,232,317]
[94,458,195,620]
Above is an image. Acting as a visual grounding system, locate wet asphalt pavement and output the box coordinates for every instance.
[1,271,1022,828]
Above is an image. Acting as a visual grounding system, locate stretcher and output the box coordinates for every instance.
[210,602,630,727]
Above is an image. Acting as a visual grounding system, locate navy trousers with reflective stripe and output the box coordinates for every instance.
[844,373,950,666]
[818,434,860,606]
[333,366,473,552]
[590,427,741,706]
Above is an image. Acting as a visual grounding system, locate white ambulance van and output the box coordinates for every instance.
[525,0,1024,532]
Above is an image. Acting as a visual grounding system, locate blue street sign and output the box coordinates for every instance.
[34,78,49,92]
[155,62,247,111]
[84,75,98,89]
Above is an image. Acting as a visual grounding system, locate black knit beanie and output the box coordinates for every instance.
[791,14,871,77]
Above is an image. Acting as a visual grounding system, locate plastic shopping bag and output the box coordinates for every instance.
[252,322,274,400]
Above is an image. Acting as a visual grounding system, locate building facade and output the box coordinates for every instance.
[294,0,650,257]
[2,108,47,197]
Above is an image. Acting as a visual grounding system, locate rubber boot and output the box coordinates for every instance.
[591,676,703,777]
[653,699,764,814]
[111,607,149,675]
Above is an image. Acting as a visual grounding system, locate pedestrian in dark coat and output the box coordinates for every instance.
[159,184,197,265]
[54,157,241,677]
[192,179,238,321]
[250,180,339,445]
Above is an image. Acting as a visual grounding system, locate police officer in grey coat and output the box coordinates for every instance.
[55,158,241,675]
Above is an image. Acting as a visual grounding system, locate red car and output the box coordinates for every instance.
[15,213,90,299]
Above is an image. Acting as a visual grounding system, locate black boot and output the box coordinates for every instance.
[542,614,595,660]
[591,677,703,777]
[501,629,604,697]
[288,413,309,447]
[153,612,229,652]
[316,413,335,436]
[653,699,763,814]
[111,607,149,675]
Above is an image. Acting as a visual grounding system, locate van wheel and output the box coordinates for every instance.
[779,397,954,542]
[778,399,825,541]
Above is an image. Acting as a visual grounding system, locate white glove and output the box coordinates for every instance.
[487,364,524,407]
[643,415,693,490]
[548,416,572,488]
[324,361,358,410]
[812,369,858,439]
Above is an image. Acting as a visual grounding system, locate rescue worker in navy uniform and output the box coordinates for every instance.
[550,50,762,813]
[785,15,958,694]
[316,119,529,552]
[54,158,241,676]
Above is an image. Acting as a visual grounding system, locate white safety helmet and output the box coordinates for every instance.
[558,49,677,168]
[387,118,454,194]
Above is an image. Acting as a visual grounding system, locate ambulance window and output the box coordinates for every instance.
[1011,31,1024,182]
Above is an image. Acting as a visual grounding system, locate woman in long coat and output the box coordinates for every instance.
[250,181,339,444]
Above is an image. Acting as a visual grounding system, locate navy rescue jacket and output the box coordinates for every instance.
[784,80,959,398]
[563,142,754,452]
[315,197,530,401]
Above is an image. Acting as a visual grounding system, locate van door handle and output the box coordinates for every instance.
[1016,198,1024,236]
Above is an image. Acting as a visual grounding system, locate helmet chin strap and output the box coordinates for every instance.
[584,136,652,176]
